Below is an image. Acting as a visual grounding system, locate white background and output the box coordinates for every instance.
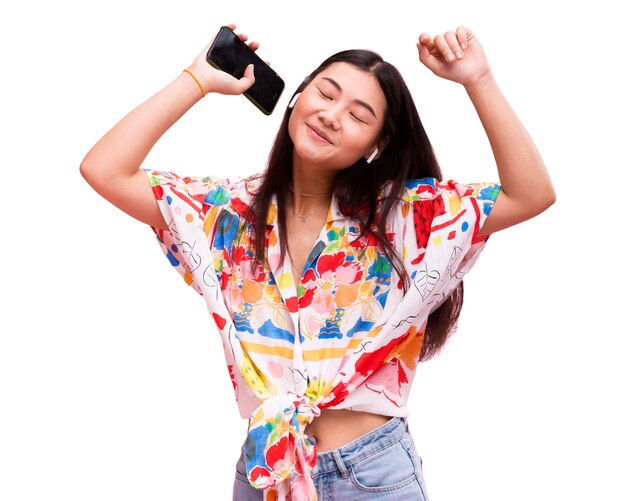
[2,0,624,500]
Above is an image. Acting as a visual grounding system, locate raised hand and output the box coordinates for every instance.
[186,23,263,96]
[416,26,493,87]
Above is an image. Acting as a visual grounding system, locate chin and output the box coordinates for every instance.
[291,135,324,162]
[293,148,327,167]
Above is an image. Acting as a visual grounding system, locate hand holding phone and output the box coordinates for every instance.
[205,26,285,115]
[187,24,258,97]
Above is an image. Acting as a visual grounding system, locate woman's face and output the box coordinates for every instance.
[288,62,388,171]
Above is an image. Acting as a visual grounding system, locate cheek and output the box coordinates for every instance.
[287,114,298,143]
[341,128,375,155]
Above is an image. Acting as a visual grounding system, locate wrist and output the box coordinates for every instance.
[464,71,497,95]
[183,64,212,98]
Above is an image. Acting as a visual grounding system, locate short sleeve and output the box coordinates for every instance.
[401,177,501,311]
[142,168,240,295]
[431,179,501,300]
[437,179,501,243]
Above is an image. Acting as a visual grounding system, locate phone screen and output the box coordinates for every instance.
[206,26,285,115]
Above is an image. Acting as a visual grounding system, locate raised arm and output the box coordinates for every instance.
[463,73,555,237]
[416,26,556,237]
[79,24,258,231]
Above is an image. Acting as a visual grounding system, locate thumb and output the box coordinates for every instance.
[238,63,255,92]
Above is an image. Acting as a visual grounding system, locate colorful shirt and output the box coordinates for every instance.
[143,167,501,501]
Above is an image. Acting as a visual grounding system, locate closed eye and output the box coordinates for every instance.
[318,88,331,100]
[318,88,368,124]
[350,113,367,124]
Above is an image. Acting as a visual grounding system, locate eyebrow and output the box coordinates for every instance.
[321,77,378,119]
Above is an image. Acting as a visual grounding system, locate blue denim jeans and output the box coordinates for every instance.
[232,416,430,500]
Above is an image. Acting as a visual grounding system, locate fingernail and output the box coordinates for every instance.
[461,42,467,49]
[446,53,454,61]
[455,50,463,59]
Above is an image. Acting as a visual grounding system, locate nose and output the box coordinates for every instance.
[318,106,340,130]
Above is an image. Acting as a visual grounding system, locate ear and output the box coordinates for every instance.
[366,136,389,162]
[377,136,390,156]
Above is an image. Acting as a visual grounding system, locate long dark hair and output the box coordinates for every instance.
[245,49,463,362]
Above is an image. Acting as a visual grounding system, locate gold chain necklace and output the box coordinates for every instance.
[288,184,332,198]
[286,197,330,222]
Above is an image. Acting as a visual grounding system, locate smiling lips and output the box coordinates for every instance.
[306,124,333,145]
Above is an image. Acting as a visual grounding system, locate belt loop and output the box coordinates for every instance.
[331,449,349,478]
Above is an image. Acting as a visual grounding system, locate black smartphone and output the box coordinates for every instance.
[206,26,285,115]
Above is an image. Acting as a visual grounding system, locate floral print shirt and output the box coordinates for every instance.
[143,167,501,501]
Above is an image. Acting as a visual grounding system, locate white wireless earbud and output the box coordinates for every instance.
[366,147,379,164]
[288,93,301,109]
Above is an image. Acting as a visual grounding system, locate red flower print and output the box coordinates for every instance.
[231,244,246,265]
[317,252,346,275]
[412,197,445,249]
[151,184,164,200]
[212,313,227,330]
[228,364,237,392]
[266,435,289,470]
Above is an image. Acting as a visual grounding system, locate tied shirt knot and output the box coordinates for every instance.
[243,392,322,500]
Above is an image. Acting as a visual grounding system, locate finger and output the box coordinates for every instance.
[248,40,259,51]
[238,32,248,42]
[238,63,256,92]
[418,33,438,55]
[265,60,271,67]
[416,36,430,58]
[226,23,236,31]
[444,31,464,60]
[433,34,454,62]
[456,25,470,50]
[416,40,431,64]
[416,35,440,72]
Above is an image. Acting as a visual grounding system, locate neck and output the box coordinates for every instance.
[290,153,335,212]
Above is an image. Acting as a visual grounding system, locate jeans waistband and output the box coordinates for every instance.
[312,416,408,477]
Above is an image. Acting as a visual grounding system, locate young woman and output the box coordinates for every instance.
[80,23,555,501]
